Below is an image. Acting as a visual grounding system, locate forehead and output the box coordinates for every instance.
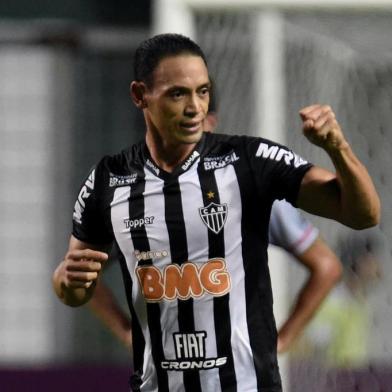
[151,55,209,89]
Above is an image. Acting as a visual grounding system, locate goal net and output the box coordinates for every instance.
[154,2,392,391]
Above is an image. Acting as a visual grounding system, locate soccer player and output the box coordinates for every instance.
[52,33,380,391]
[87,95,344,358]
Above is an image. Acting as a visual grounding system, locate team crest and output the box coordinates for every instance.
[199,202,228,234]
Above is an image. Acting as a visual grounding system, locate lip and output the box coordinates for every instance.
[180,121,202,132]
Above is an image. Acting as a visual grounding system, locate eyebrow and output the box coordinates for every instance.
[166,82,211,92]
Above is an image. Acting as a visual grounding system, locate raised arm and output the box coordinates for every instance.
[52,235,109,307]
[297,104,380,229]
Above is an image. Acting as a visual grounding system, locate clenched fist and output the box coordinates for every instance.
[62,249,108,289]
[299,104,349,152]
[53,248,109,306]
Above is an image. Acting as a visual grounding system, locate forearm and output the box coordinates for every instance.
[89,281,132,349]
[298,105,380,229]
[328,143,380,229]
[278,238,342,353]
[278,270,337,352]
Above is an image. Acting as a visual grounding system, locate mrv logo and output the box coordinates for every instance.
[199,202,228,234]
[255,142,308,168]
[73,169,95,224]
[161,331,227,371]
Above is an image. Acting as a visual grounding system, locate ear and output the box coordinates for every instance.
[130,81,148,109]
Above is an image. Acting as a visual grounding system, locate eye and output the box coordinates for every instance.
[199,87,210,98]
[170,90,185,100]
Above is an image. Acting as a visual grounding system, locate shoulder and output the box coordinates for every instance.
[271,200,308,231]
[100,141,144,172]
[272,199,300,218]
[91,141,145,189]
[270,200,319,254]
[203,132,279,156]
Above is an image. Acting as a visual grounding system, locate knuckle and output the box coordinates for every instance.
[327,112,335,121]
[84,249,94,258]
[88,261,100,271]
[65,251,74,261]
[88,272,98,281]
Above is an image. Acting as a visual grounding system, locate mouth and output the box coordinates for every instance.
[179,121,202,133]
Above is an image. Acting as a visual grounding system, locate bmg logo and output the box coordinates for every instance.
[136,258,231,302]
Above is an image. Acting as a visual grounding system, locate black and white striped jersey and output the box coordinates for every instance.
[72,132,312,392]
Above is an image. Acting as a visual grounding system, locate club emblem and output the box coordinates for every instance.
[199,202,228,234]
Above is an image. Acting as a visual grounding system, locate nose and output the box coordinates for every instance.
[184,93,202,117]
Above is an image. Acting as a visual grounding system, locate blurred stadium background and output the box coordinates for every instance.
[1,0,392,391]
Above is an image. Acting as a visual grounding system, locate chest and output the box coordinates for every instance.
[110,162,244,265]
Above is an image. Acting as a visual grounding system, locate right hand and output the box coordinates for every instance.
[60,249,108,289]
[299,104,348,153]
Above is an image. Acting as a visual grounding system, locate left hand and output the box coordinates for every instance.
[299,104,348,153]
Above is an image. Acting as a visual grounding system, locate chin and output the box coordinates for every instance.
[178,130,203,144]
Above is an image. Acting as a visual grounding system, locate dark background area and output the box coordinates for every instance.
[0,0,151,26]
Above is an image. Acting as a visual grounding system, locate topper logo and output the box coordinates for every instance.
[136,258,231,302]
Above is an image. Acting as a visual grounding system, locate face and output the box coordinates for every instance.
[142,55,210,146]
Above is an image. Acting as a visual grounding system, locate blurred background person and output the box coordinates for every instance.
[298,230,383,369]
[289,229,385,392]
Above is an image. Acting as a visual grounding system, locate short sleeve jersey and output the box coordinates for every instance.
[72,132,312,392]
[269,200,319,256]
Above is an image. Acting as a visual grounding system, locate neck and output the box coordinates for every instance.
[145,130,197,173]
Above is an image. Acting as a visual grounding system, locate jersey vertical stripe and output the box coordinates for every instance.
[108,185,147,391]
[198,165,237,391]
[178,166,220,392]
[110,185,157,391]
[214,165,258,391]
[163,176,202,392]
[117,250,146,387]
[233,164,282,390]
[143,169,183,391]
[133,169,169,392]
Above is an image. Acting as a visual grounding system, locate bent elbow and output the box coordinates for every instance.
[362,202,381,228]
[322,257,343,285]
[330,261,343,284]
[365,212,380,228]
[347,209,380,230]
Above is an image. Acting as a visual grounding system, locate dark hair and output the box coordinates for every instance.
[133,33,208,87]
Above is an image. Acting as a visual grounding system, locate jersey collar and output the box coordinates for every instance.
[142,133,207,180]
